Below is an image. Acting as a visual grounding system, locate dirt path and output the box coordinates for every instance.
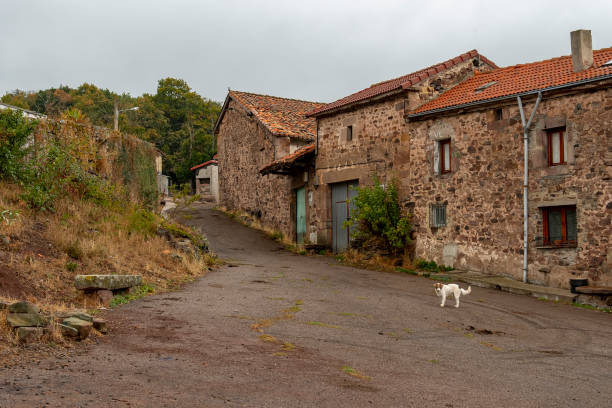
[1,202,611,407]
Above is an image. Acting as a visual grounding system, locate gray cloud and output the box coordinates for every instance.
[1,0,611,103]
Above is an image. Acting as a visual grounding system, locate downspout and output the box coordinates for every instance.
[517,91,542,283]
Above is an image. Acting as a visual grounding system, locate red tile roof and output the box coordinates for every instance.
[190,159,217,172]
[260,144,315,174]
[228,91,325,141]
[411,46,612,116]
[308,50,497,116]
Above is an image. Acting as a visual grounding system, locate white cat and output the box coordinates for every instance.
[434,282,471,308]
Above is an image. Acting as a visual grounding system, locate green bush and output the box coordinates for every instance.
[346,176,411,255]
[0,110,37,181]
[127,208,158,235]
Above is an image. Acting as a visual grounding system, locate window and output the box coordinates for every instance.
[430,203,447,228]
[541,206,577,247]
[495,108,503,121]
[547,128,567,166]
[347,125,353,142]
[439,139,451,173]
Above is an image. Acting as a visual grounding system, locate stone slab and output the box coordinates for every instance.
[62,317,93,340]
[574,286,612,295]
[9,301,40,314]
[16,327,44,344]
[7,313,49,328]
[442,270,577,303]
[75,275,142,291]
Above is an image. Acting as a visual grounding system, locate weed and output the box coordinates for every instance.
[259,334,279,343]
[307,321,340,329]
[429,359,440,364]
[109,284,155,307]
[342,366,371,380]
[0,209,20,225]
[127,208,158,236]
[396,266,418,275]
[64,242,84,260]
[65,261,77,272]
[572,302,612,313]
[430,274,452,282]
[298,250,307,256]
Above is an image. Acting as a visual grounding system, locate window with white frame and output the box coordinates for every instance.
[547,127,567,166]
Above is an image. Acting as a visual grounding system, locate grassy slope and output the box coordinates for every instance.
[0,181,214,358]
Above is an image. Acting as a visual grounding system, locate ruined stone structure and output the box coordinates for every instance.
[405,37,612,288]
[215,91,323,240]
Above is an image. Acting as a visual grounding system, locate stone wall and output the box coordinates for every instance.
[404,85,611,288]
[217,98,295,240]
[310,58,495,247]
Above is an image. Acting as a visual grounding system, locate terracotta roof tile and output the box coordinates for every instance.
[260,144,315,174]
[411,46,612,116]
[229,91,325,141]
[308,50,497,117]
[190,159,217,172]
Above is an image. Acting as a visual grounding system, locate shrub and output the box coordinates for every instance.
[346,176,411,255]
[0,110,37,181]
[127,208,159,236]
[64,242,84,260]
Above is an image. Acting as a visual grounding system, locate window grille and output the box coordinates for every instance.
[430,204,447,228]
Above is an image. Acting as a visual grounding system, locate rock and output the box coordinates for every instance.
[16,327,44,344]
[7,313,49,328]
[0,235,10,246]
[9,301,40,314]
[61,317,93,340]
[93,318,108,334]
[96,289,114,306]
[67,312,93,322]
[74,275,142,291]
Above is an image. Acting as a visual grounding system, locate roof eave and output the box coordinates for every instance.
[407,74,612,120]
[307,88,406,118]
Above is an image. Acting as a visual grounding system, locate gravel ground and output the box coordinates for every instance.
[0,203,610,407]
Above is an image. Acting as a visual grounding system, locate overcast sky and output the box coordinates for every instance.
[2,0,611,104]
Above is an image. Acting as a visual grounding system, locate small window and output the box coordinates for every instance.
[547,128,567,166]
[439,139,451,174]
[495,108,503,121]
[541,205,577,247]
[430,203,447,228]
[347,125,353,142]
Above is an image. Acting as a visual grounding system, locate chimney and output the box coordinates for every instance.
[570,29,593,72]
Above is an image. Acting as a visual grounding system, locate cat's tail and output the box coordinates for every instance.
[461,286,471,296]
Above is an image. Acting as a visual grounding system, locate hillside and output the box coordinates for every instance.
[0,109,214,363]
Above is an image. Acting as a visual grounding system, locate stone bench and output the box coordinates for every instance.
[574,286,612,295]
[75,275,142,307]
[574,286,612,308]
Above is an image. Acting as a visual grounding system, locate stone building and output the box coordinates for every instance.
[215,90,324,240]
[190,155,218,203]
[404,31,612,288]
[306,50,497,251]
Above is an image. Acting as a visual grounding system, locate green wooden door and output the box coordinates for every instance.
[296,187,306,244]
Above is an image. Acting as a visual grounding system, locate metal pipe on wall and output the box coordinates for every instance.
[517,91,542,283]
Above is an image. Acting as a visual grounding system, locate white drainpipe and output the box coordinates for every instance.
[517,92,542,283]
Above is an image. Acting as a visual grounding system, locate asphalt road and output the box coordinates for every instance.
[1,202,610,407]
